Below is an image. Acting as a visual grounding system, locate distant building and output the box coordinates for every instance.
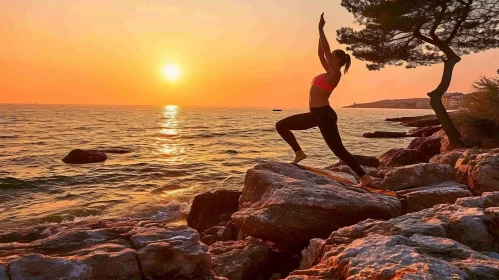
[415,100,431,109]
[442,92,465,109]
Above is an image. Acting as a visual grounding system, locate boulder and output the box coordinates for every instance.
[231,162,401,244]
[378,148,426,167]
[455,149,499,195]
[62,149,107,164]
[362,131,407,138]
[429,149,466,167]
[396,181,472,213]
[209,240,269,280]
[403,117,441,127]
[0,219,220,280]
[290,194,499,279]
[407,136,443,161]
[380,163,455,191]
[289,234,499,279]
[407,125,442,137]
[187,190,241,232]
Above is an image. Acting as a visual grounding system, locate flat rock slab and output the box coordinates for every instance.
[0,219,219,280]
[231,162,401,245]
[363,131,407,138]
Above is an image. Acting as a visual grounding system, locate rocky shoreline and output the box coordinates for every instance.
[1,116,499,279]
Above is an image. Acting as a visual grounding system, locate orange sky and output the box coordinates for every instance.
[1,0,498,108]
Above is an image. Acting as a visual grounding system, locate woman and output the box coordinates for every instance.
[276,13,372,187]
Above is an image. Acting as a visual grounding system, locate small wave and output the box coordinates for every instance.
[0,135,18,139]
[0,177,35,190]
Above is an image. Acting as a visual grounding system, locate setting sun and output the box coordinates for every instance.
[162,64,181,81]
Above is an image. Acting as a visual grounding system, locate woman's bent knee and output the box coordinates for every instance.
[275,120,286,133]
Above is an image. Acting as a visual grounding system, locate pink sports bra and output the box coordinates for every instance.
[311,73,334,92]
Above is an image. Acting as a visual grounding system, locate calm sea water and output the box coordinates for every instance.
[0,104,434,229]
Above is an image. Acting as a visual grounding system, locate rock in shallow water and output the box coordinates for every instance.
[231,162,401,245]
[62,149,107,164]
[362,131,407,138]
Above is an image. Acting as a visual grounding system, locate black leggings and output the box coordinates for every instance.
[275,105,366,177]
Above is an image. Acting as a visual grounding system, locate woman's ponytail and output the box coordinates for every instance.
[344,54,351,74]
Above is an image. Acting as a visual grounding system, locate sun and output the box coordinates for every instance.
[162,64,181,81]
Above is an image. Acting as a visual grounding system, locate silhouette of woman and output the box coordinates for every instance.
[276,13,373,187]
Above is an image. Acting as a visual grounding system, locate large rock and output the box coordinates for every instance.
[187,190,241,232]
[379,163,455,191]
[290,193,499,279]
[0,219,220,280]
[407,125,442,137]
[231,162,401,244]
[62,149,107,164]
[209,240,269,280]
[455,149,499,195]
[396,181,472,213]
[378,148,426,167]
[407,136,442,161]
[403,117,441,127]
[429,149,466,167]
[201,222,238,245]
[362,131,407,138]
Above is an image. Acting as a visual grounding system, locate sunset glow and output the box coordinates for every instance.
[162,64,181,82]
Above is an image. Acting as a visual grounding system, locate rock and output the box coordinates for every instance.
[201,222,238,245]
[455,149,499,195]
[0,219,220,280]
[362,131,407,138]
[325,164,378,179]
[231,162,401,244]
[407,136,442,161]
[380,163,455,191]
[407,125,442,137]
[62,149,107,164]
[210,240,269,280]
[378,148,426,167]
[432,128,447,138]
[456,192,499,208]
[187,190,241,232]
[429,149,466,167]
[341,154,380,168]
[396,181,472,213]
[468,152,499,195]
[137,239,212,279]
[289,234,499,279]
[290,195,499,278]
[0,263,8,280]
[403,117,441,127]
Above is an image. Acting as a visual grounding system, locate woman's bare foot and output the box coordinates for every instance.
[357,174,373,188]
[292,150,307,164]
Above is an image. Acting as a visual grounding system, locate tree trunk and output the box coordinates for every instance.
[427,55,463,146]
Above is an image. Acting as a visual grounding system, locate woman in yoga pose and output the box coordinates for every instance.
[276,13,373,187]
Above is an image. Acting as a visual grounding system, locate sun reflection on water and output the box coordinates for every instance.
[158,105,185,158]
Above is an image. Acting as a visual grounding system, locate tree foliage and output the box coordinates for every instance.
[465,76,499,125]
[337,0,499,70]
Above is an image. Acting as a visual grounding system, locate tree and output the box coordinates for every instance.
[337,0,499,146]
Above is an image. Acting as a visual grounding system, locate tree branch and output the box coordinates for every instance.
[429,1,447,42]
[445,0,473,43]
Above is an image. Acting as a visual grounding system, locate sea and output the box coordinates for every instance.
[0,104,434,229]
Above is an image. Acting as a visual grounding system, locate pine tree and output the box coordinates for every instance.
[337,0,499,145]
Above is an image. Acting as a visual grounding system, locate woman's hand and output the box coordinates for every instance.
[319,13,326,30]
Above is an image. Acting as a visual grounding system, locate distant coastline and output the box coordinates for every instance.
[343,93,465,110]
